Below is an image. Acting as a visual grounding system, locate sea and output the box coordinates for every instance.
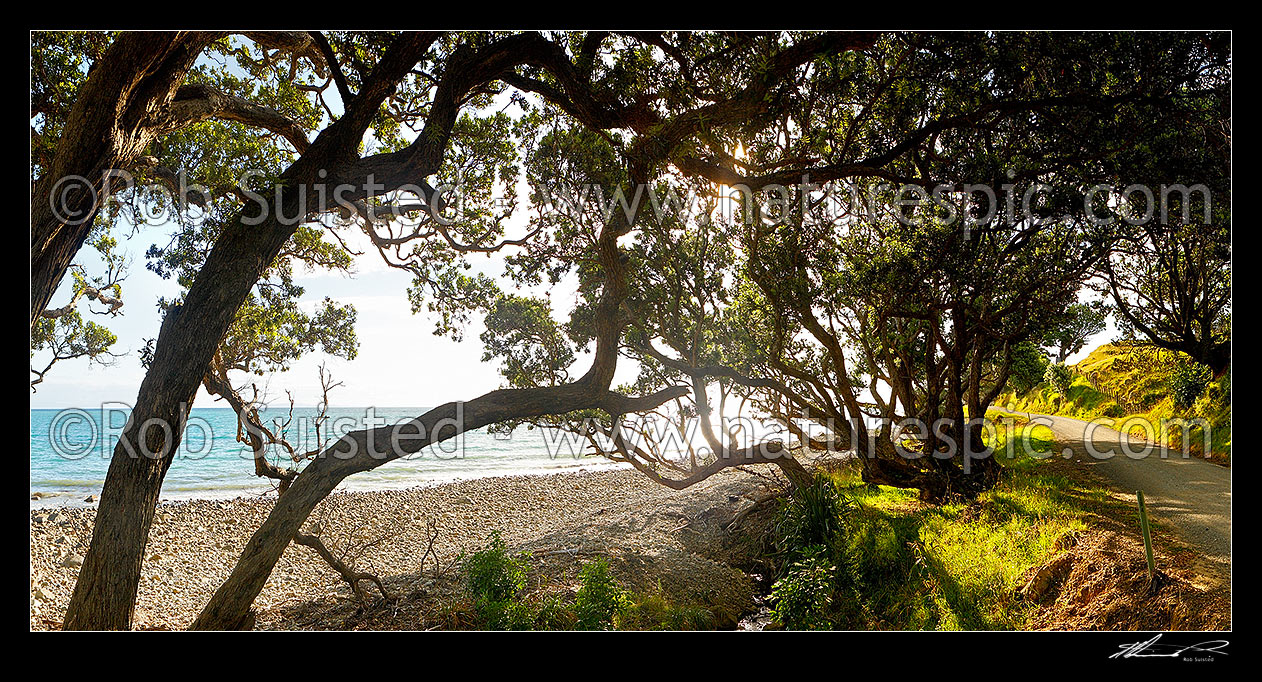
[29,406,625,508]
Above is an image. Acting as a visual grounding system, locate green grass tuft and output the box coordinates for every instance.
[805,422,1117,630]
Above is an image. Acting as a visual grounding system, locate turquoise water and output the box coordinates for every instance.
[30,407,619,507]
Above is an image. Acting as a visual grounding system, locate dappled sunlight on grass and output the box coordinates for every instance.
[819,418,1116,630]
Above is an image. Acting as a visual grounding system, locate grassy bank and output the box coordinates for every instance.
[768,418,1132,630]
[421,419,1119,631]
[997,343,1231,464]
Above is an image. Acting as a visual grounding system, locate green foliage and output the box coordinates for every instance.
[765,477,855,630]
[480,295,575,388]
[219,290,358,375]
[769,545,836,630]
[31,310,118,379]
[773,477,851,572]
[573,558,630,630]
[461,531,531,630]
[1007,341,1050,395]
[1041,301,1108,362]
[464,532,528,604]
[619,585,715,630]
[1044,362,1073,396]
[30,225,128,386]
[1170,358,1212,409]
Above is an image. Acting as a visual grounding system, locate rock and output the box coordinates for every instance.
[31,492,44,500]
[84,495,97,503]
[60,553,84,569]
[1020,553,1075,601]
[1054,531,1080,552]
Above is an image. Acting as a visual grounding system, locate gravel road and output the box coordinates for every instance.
[1009,411,1230,571]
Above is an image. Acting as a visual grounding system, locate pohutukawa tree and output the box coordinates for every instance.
[736,190,1109,500]
[1041,302,1109,364]
[1089,45,1231,375]
[190,31,890,630]
[31,31,325,330]
[30,30,1228,629]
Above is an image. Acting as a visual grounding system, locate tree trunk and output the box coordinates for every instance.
[60,31,518,629]
[63,194,304,629]
[32,32,216,329]
[859,415,1001,503]
[60,407,189,629]
[1208,341,1231,378]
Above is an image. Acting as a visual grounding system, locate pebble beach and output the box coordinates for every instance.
[30,466,786,630]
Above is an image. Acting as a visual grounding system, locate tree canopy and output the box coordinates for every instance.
[30,30,1229,630]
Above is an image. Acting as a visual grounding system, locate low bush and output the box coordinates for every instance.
[574,557,629,630]
[1170,359,1212,409]
[462,531,530,629]
[769,545,836,630]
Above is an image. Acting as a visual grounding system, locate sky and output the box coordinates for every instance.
[29,213,600,409]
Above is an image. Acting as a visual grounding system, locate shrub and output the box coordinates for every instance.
[1044,362,1073,396]
[463,531,530,629]
[1170,359,1212,410]
[574,557,629,630]
[773,476,851,571]
[769,545,836,630]
[765,477,853,630]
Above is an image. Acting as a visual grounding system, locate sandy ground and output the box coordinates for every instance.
[31,466,789,630]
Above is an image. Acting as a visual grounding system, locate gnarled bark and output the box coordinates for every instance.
[32,32,221,328]
[62,34,440,630]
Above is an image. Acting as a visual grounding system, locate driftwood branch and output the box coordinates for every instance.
[293,532,389,601]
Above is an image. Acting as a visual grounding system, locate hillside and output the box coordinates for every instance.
[997,343,1231,464]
